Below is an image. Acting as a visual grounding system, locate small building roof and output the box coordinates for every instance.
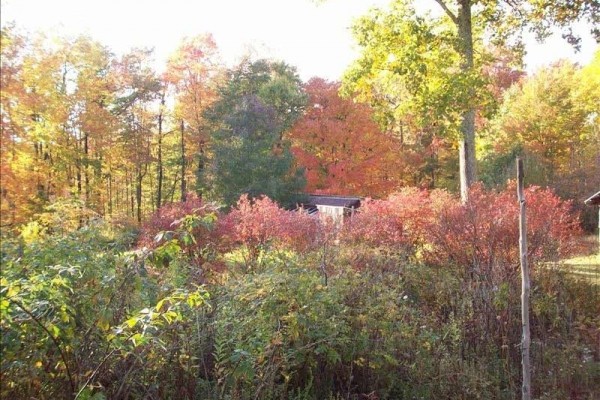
[584,191,600,206]
[304,194,361,208]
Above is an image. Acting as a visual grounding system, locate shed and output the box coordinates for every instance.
[300,194,361,224]
[584,190,600,251]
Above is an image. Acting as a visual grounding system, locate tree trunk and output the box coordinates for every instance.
[125,171,129,217]
[180,119,187,202]
[517,158,531,400]
[457,0,476,202]
[84,131,90,204]
[128,171,134,218]
[76,137,82,198]
[108,172,113,216]
[136,169,143,224]
[197,138,205,198]
[167,172,179,203]
[156,95,165,210]
[115,175,120,215]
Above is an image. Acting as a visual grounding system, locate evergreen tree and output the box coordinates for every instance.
[204,59,307,206]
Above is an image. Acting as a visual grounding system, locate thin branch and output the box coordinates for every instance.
[74,348,118,400]
[434,0,459,25]
[504,0,525,19]
[10,299,76,397]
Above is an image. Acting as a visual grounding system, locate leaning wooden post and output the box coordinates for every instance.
[517,157,531,400]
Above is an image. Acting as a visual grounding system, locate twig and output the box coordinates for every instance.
[9,298,76,397]
[74,348,118,399]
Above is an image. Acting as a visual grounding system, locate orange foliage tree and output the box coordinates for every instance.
[164,34,222,200]
[288,78,406,197]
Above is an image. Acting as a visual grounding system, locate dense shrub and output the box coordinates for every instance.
[424,183,581,272]
[337,184,584,372]
[341,184,580,274]
[1,223,148,398]
[223,195,319,267]
[212,258,350,399]
[0,222,211,400]
[1,186,594,400]
[211,258,599,400]
[138,194,220,249]
[340,187,432,254]
[136,194,233,281]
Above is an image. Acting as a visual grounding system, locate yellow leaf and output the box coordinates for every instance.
[98,318,110,332]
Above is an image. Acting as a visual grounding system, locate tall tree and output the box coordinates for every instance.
[165,34,222,201]
[0,30,122,224]
[288,78,406,196]
[480,54,600,229]
[112,48,160,223]
[69,36,116,211]
[155,89,166,210]
[344,0,599,202]
[0,25,29,227]
[204,59,307,206]
[492,61,594,175]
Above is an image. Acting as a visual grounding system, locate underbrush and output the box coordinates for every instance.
[1,189,598,399]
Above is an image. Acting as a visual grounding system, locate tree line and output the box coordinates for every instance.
[2,1,599,230]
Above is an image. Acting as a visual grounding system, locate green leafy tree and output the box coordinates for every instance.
[343,0,599,202]
[204,59,307,206]
[481,53,600,229]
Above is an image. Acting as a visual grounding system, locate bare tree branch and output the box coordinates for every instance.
[434,0,459,25]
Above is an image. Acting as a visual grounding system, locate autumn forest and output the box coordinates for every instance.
[1,0,599,399]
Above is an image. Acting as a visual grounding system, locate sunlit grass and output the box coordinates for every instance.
[561,252,600,285]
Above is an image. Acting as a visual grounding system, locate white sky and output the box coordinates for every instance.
[1,0,598,82]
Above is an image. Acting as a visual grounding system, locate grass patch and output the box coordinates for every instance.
[561,253,600,285]
[562,254,600,265]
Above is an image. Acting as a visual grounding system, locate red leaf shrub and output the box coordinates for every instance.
[224,194,320,258]
[340,187,433,253]
[424,184,581,277]
[515,183,582,261]
[340,184,581,276]
[424,185,519,275]
[137,194,223,250]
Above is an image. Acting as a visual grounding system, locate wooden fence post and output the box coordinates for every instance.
[517,157,531,400]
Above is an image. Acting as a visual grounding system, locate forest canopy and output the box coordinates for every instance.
[1,22,598,227]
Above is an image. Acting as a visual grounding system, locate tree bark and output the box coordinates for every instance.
[180,119,187,202]
[156,95,165,210]
[457,0,477,203]
[136,169,143,224]
[517,157,531,400]
[128,171,134,218]
[108,171,113,216]
[197,138,205,199]
[76,137,82,198]
[84,131,90,205]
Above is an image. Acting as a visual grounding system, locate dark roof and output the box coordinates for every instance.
[303,194,361,208]
[584,191,600,206]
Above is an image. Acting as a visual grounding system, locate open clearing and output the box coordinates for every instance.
[561,254,600,284]
[561,235,600,284]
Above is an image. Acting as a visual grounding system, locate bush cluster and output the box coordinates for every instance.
[1,186,596,399]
